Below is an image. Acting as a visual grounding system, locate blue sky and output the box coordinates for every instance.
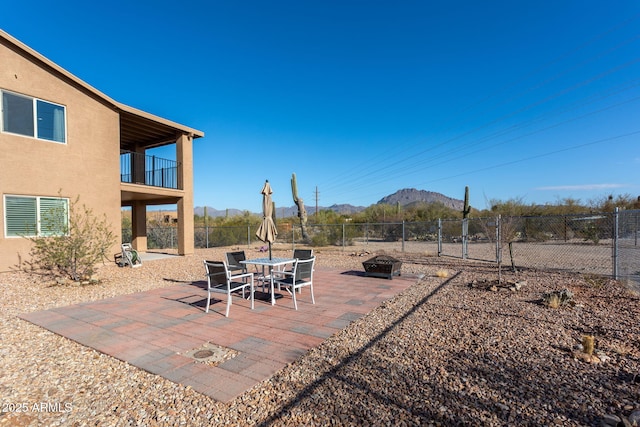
[3,1,640,212]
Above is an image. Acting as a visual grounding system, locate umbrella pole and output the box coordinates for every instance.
[269,242,272,260]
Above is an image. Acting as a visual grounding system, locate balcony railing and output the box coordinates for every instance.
[120,150,182,190]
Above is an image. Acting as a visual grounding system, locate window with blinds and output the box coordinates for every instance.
[4,195,69,237]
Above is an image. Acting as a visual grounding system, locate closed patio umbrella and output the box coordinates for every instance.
[256,180,277,259]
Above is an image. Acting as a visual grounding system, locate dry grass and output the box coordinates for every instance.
[608,341,635,357]
[583,273,608,288]
[545,293,562,309]
[435,269,449,278]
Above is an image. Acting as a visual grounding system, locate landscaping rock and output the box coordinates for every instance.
[1,247,638,426]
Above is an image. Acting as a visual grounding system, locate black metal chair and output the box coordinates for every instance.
[203,260,254,317]
[293,249,313,260]
[273,256,316,310]
[225,251,248,275]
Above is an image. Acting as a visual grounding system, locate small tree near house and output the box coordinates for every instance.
[23,196,116,282]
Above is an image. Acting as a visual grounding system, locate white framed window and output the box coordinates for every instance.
[4,195,69,237]
[1,90,66,143]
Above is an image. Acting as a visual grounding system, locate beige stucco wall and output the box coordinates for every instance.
[0,42,122,272]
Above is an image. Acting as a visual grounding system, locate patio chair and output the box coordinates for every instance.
[226,250,270,292]
[276,248,314,279]
[293,249,313,260]
[119,243,142,268]
[203,260,254,317]
[273,256,315,310]
[225,251,248,274]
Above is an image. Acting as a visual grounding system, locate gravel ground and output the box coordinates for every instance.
[0,246,639,426]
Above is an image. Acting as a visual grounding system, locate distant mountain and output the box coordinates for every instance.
[327,204,367,214]
[194,203,366,218]
[194,206,248,217]
[377,188,464,211]
[275,204,366,218]
[193,189,461,218]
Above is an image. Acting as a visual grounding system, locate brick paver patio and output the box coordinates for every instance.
[20,267,419,402]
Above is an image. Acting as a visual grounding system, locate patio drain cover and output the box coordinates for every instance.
[193,349,214,359]
[181,343,239,366]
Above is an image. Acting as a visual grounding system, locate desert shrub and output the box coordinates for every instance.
[545,293,562,309]
[121,227,132,244]
[383,223,403,242]
[542,289,574,308]
[147,225,176,249]
[24,197,116,282]
[209,226,244,247]
[581,222,600,244]
[310,233,329,247]
[194,227,208,248]
[583,273,608,288]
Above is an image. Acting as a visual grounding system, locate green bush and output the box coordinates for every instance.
[310,233,330,247]
[209,227,244,247]
[24,197,116,282]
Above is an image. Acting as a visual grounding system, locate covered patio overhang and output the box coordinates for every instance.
[117,104,203,257]
[119,104,203,152]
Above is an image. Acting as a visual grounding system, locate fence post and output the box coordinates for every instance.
[402,221,405,252]
[342,223,346,252]
[496,215,501,264]
[247,225,250,248]
[496,215,502,283]
[365,224,368,246]
[462,218,468,259]
[437,218,442,256]
[613,207,619,279]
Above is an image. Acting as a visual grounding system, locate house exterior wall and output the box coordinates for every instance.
[0,40,122,272]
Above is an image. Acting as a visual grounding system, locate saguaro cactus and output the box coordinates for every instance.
[291,173,310,241]
[463,186,471,219]
[462,186,471,260]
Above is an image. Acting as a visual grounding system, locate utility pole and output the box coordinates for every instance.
[315,186,319,218]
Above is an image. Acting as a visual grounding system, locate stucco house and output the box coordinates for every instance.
[0,29,204,272]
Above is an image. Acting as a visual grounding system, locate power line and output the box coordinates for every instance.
[319,15,640,192]
[323,77,640,202]
[334,128,640,207]
[418,129,640,185]
[320,49,640,204]
[346,82,640,191]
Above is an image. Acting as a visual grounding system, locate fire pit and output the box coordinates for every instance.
[362,255,402,279]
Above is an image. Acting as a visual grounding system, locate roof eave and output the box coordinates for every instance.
[117,103,204,139]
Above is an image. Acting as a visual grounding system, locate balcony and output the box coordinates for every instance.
[120,150,182,190]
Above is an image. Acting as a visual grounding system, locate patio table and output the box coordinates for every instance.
[241,257,296,305]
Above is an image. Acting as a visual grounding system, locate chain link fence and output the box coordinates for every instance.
[617,209,640,288]
[461,214,614,276]
[125,209,640,286]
